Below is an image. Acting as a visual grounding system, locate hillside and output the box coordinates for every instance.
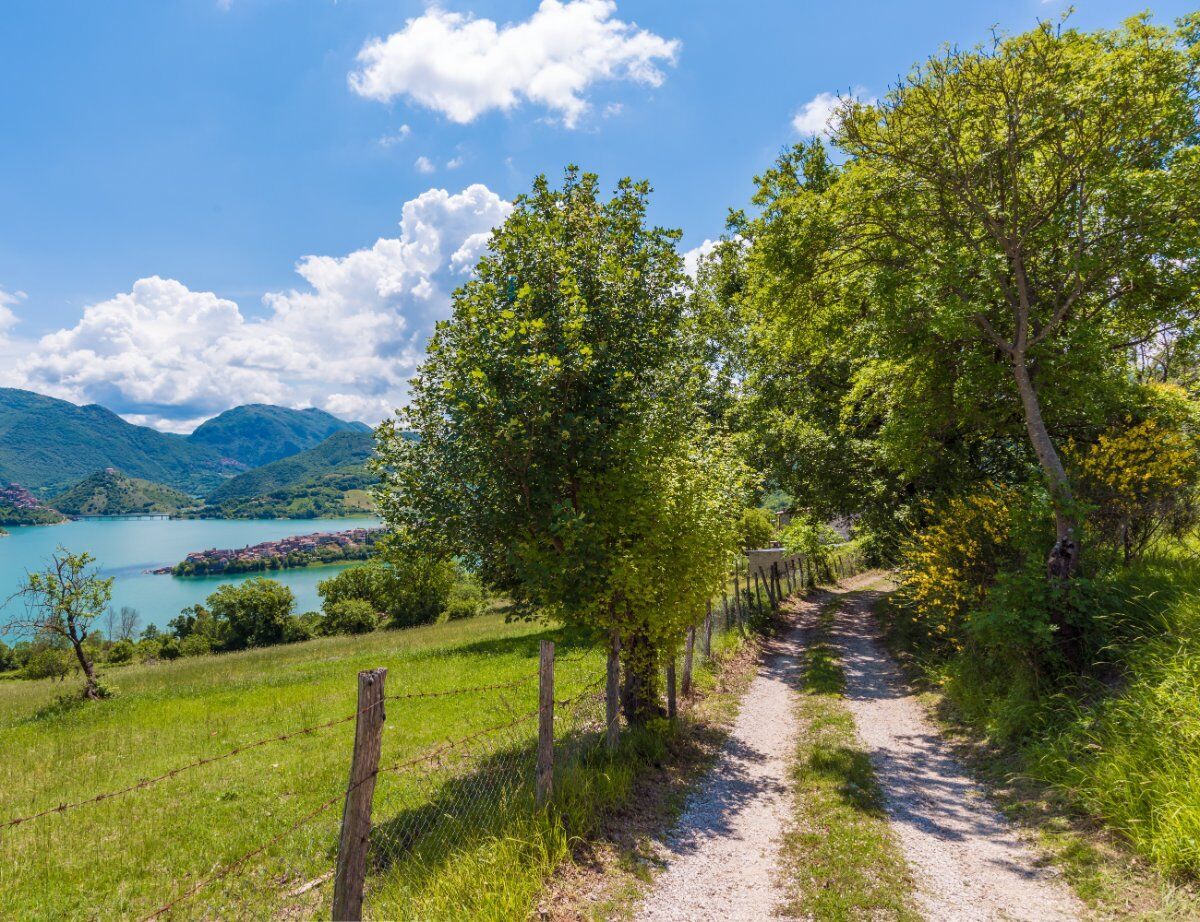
[202,430,377,518]
[187,404,370,468]
[0,389,238,496]
[0,482,67,525]
[51,469,196,517]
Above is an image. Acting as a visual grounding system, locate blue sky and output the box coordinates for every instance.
[0,0,1193,430]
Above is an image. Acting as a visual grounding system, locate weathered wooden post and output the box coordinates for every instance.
[666,656,677,720]
[733,567,742,625]
[682,626,695,697]
[537,640,554,806]
[704,600,713,659]
[753,570,763,612]
[606,631,620,752]
[333,668,387,922]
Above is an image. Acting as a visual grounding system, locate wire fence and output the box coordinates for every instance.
[1,545,863,921]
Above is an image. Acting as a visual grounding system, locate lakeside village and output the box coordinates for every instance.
[156,527,383,577]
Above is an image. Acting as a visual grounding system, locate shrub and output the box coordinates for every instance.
[0,640,13,672]
[1069,386,1200,562]
[779,513,841,558]
[206,578,296,650]
[321,599,379,636]
[106,639,135,664]
[318,546,457,629]
[443,577,486,621]
[738,507,776,550]
[22,646,72,681]
[158,638,182,661]
[179,634,212,657]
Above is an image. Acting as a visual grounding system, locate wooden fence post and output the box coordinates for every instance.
[537,640,554,806]
[332,668,387,922]
[682,627,695,697]
[754,570,763,612]
[666,657,677,720]
[606,631,620,752]
[704,600,713,659]
[732,568,742,625]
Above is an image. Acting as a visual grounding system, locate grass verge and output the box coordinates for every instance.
[781,592,918,921]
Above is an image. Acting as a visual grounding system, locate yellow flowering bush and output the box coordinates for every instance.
[1070,386,1200,561]
[898,486,1019,649]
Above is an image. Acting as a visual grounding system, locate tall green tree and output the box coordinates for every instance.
[747,15,1200,577]
[3,549,113,699]
[375,168,749,723]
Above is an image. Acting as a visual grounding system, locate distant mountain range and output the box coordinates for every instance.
[188,404,371,469]
[0,388,373,498]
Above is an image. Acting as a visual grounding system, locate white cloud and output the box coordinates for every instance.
[348,0,679,128]
[446,156,464,170]
[683,239,717,278]
[378,124,412,147]
[792,89,874,137]
[415,155,436,174]
[13,185,512,430]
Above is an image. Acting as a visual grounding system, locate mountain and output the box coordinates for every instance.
[187,405,371,469]
[51,469,196,517]
[202,430,378,519]
[0,389,239,496]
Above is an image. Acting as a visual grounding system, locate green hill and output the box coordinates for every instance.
[187,404,370,468]
[202,430,377,518]
[0,482,68,525]
[0,389,238,496]
[51,469,196,517]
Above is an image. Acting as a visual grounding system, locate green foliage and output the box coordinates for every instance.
[21,645,71,681]
[201,430,377,519]
[737,507,775,550]
[779,513,840,558]
[443,577,486,621]
[317,544,456,629]
[187,404,368,469]
[375,167,751,723]
[321,598,379,636]
[0,639,13,672]
[205,578,295,651]
[106,639,135,664]
[51,468,195,517]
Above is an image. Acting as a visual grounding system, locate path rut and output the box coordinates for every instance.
[830,586,1083,921]
[634,577,1085,921]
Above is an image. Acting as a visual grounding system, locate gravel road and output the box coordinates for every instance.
[831,587,1083,921]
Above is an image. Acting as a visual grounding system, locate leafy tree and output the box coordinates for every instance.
[321,599,379,636]
[0,639,13,672]
[317,544,455,629]
[205,578,295,650]
[737,507,776,550]
[744,17,1200,587]
[3,549,112,699]
[832,16,1200,577]
[376,168,749,724]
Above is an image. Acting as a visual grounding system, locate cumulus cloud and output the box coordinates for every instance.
[683,239,718,278]
[792,89,874,137]
[414,155,436,174]
[0,290,20,339]
[14,185,512,430]
[378,124,412,147]
[348,0,679,128]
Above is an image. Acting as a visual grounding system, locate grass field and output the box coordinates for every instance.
[0,612,611,919]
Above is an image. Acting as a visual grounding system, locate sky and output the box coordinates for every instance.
[0,0,1194,432]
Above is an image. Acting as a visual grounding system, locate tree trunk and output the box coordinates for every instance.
[619,619,660,727]
[1012,357,1079,580]
[69,634,101,700]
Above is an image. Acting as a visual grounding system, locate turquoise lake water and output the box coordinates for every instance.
[0,517,380,632]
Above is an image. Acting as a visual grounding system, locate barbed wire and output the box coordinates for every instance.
[0,701,378,831]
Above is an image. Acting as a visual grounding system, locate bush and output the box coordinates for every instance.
[179,634,212,657]
[738,507,776,550]
[0,640,15,672]
[779,513,841,559]
[321,600,379,636]
[318,545,457,629]
[158,638,182,661]
[206,578,296,650]
[22,646,72,681]
[442,577,486,621]
[106,639,135,664]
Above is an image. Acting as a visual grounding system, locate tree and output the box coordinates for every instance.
[205,578,295,650]
[829,16,1200,579]
[3,549,112,699]
[376,168,750,724]
[321,599,379,636]
[117,606,140,642]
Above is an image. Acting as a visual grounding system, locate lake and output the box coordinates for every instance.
[0,516,381,633]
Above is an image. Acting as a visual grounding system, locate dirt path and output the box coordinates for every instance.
[831,585,1084,921]
[634,606,811,920]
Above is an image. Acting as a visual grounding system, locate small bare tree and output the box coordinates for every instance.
[3,548,113,700]
[117,606,141,642]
